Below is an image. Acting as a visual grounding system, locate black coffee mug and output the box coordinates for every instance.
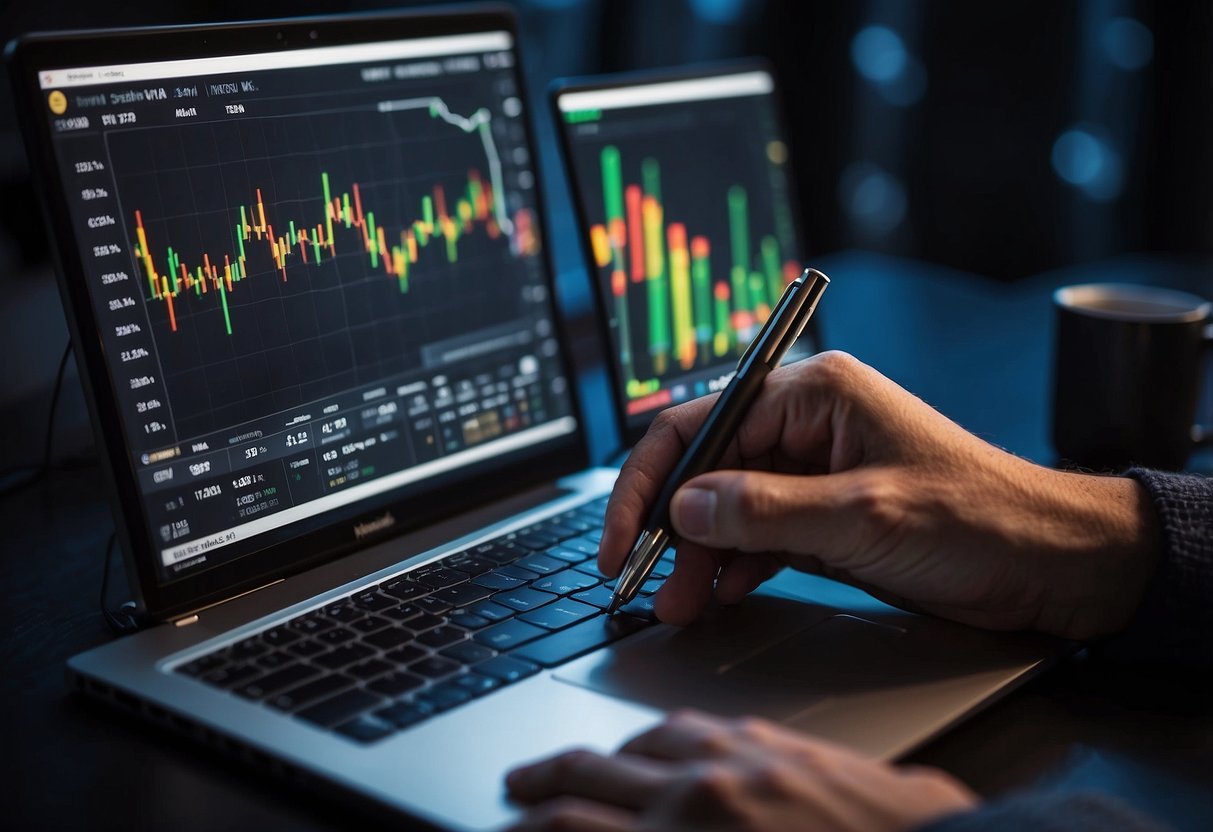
[1052,283,1213,471]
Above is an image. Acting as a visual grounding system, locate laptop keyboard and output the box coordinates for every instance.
[174,497,669,743]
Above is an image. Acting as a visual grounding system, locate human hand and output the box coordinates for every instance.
[506,709,978,832]
[599,352,1159,639]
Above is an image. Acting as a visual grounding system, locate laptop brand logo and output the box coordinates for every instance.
[353,511,396,540]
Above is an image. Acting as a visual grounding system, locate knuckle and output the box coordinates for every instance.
[732,715,773,742]
[530,799,587,832]
[685,763,737,805]
[848,473,906,527]
[811,350,859,386]
[551,749,597,786]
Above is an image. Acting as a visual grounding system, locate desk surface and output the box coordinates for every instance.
[5,252,1213,830]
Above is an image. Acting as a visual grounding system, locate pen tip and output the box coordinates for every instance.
[605,597,622,616]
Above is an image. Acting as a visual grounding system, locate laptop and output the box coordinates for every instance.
[8,10,1056,831]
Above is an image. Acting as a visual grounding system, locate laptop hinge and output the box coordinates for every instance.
[168,577,286,626]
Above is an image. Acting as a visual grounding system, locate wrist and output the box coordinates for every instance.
[1019,466,1161,639]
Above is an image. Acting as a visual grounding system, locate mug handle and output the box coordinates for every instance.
[1191,322,1213,447]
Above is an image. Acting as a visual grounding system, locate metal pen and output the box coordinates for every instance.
[606,268,830,615]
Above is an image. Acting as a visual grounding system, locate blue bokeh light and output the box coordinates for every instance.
[1101,17,1154,71]
[1051,126,1124,201]
[839,162,907,236]
[851,26,908,84]
[688,0,748,25]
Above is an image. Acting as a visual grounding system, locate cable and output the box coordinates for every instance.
[99,531,142,634]
[0,340,89,497]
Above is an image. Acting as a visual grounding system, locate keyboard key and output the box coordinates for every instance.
[322,603,364,623]
[432,582,495,608]
[268,673,354,711]
[546,546,592,565]
[289,615,335,636]
[379,578,428,602]
[316,627,357,646]
[621,596,657,620]
[451,673,501,698]
[416,597,453,616]
[255,650,295,670]
[416,681,472,712]
[474,656,540,684]
[496,563,541,582]
[571,585,615,610]
[495,587,557,612]
[368,671,425,697]
[346,658,393,681]
[202,662,261,688]
[408,655,462,680]
[313,643,374,670]
[467,601,514,623]
[573,561,609,581]
[519,599,599,630]
[448,612,491,630]
[515,554,565,576]
[403,612,445,633]
[512,615,649,668]
[474,619,546,651]
[382,602,424,622]
[441,553,496,576]
[336,713,396,743]
[177,653,227,677]
[229,638,267,661]
[375,699,435,729]
[440,641,496,665]
[472,571,526,591]
[296,688,385,728]
[260,626,301,647]
[532,569,600,596]
[415,568,468,590]
[284,638,327,658]
[552,513,594,533]
[383,645,426,666]
[235,663,319,700]
[349,615,390,634]
[650,561,674,579]
[475,541,527,564]
[510,530,561,550]
[417,625,466,649]
[363,626,415,651]
[351,592,398,613]
[562,536,600,557]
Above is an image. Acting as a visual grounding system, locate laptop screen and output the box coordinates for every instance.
[555,68,811,440]
[27,24,576,589]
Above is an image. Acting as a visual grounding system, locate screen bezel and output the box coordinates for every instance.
[550,60,816,448]
[7,5,589,621]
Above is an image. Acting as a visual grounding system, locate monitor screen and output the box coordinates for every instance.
[556,69,809,436]
[32,29,575,585]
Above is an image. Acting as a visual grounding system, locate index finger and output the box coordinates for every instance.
[597,394,719,577]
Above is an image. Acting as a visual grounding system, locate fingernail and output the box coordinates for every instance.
[673,487,716,538]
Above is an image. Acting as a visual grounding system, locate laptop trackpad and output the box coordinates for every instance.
[553,595,908,723]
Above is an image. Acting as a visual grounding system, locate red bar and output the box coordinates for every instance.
[625,185,644,282]
[691,236,710,259]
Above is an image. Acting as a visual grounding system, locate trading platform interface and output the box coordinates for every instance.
[558,71,808,433]
[38,32,574,582]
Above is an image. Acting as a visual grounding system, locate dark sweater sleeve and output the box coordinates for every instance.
[918,792,1172,832]
[1099,469,1213,666]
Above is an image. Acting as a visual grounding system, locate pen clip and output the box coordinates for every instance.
[736,270,808,372]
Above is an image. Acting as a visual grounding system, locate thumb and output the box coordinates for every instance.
[669,469,873,557]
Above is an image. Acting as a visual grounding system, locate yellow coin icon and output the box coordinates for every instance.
[48,90,67,115]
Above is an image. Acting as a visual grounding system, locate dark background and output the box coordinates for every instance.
[2,0,1211,478]
[2,3,1212,830]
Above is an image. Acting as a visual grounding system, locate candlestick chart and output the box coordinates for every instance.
[107,97,543,437]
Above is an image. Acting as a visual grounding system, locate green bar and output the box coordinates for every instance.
[728,186,750,315]
[236,223,246,261]
[321,171,334,245]
[714,288,730,356]
[423,195,434,229]
[289,220,296,247]
[367,211,378,268]
[692,248,711,346]
[468,176,482,214]
[563,109,602,124]
[749,270,768,313]
[641,157,669,363]
[219,275,232,335]
[601,145,624,224]
[761,235,782,315]
[312,235,322,264]
[446,230,457,263]
[342,193,352,228]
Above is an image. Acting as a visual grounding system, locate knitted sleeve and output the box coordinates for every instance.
[1101,469,1213,666]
